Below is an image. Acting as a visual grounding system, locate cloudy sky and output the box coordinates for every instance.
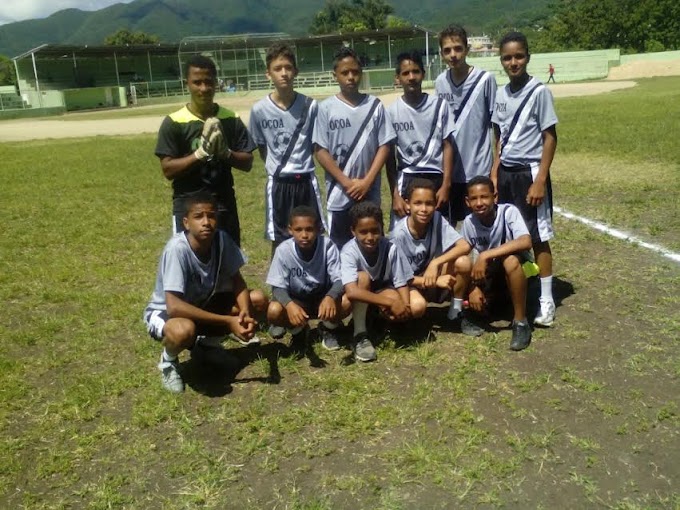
[0,0,135,25]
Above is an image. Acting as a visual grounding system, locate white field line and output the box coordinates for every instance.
[554,206,680,264]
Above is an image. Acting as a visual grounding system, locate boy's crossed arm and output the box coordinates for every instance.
[413,239,472,289]
[344,280,411,321]
[165,272,257,339]
[471,235,532,282]
[315,144,390,202]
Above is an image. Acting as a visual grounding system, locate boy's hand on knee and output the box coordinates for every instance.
[237,310,257,338]
[472,255,489,282]
[389,297,410,321]
[226,313,256,339]
[423,262,440,288]
[436,274,456,291]
[317,296,337,322]
[286,302,309,327]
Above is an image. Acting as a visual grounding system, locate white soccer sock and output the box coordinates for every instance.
[321,320,339,330]
[162,348,177,363]
[447,298,463,320]
[540,276,554,302]
[352,302,368,336]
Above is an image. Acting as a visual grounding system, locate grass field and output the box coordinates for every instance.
[1,77,679,509]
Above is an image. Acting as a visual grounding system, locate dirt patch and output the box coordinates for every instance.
[607,58,680,80]
[0,81,638,143]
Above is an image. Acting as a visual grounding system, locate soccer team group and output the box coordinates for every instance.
[143,25,559,393]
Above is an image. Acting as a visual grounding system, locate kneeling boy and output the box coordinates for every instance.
[143,192,267,393]
[461,176,533,351]
[390,178,481,336]
[341,201,414,362]
[266,206,351,353]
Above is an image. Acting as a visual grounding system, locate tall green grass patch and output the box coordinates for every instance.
[552,77,680,249]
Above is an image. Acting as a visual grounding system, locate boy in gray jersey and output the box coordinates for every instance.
[266,206,351,354]
[341,201,414,362]
[387,51,455,226]
[313,47,396,248]
[390,178,482,336]
[461,176,533,350]
[249,43,325,254]
[435,25,497,223]
[491,31,558,328]
[143,192,268,392]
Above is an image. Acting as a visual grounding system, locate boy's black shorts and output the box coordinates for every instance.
[399,173,467,223]
[327,208,354,248]
[269,173,322,243]
[275,292,331,319]
[144,293,237,341]
[497,163,554,244]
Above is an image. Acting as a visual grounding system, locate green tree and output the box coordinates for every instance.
[104,29,160,45]
[0,55,16,86]
[309,0,397,34]
[535,0,680,53]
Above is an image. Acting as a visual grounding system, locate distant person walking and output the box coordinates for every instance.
[547,64,556,83]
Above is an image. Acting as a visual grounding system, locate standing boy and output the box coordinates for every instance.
[491,31,558,327]
[249,43,326,254]
[435,25,497,224]
[143,192,267,393]
[266,206,351,353]
[155,55,256,246]
[461,176,534,350]
[313,47,396,248]
[387,51,455,225]
[341,201,414,362]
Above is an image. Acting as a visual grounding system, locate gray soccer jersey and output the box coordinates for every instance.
[387,94,454,178]
[461,204,530,253]
[145,231,245,312]
[435,67,497,182]
[249,93,317,176]
[313,94,396,211]
[266,236,341,297]
[340,237,414,288]
[390,211,463,275]
[492,77,558,167]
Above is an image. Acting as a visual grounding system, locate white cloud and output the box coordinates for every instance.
[0,1,135,25]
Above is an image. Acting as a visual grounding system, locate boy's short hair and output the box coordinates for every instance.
[466,175,495,194]
[439,24,468,48]
[405,177,437,199]
[499,31,530,56]
[266,42,297,70]
[184,191,217,217]
[395,50,425,75]
[349,201,383,229]
[289,205,319,226]
[185,55,217,78]
[333,46,361,70]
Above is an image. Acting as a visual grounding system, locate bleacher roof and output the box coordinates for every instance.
[13,43,180,61]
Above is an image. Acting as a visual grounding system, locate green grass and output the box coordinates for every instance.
[1,77,680,508]
[553,76,680,250]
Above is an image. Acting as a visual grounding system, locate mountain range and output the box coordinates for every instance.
[0,0,551,57]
